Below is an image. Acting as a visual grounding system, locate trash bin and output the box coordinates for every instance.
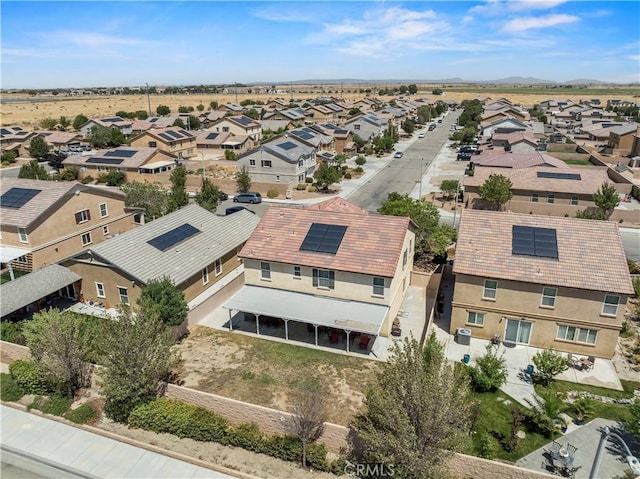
[463,354,471,364]
[456,328,471,346]
[526,364,535,375]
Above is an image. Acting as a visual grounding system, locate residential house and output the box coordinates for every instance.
[481,118,529,138]
[265,98,289,110]
[491,131,539,153]
[62,147,177,181]
[607,123,639,154]
[223,198,416,351]
[0,125,37,156]
[130,116,181,134]
[288,127,334,152]
[0,178,141,272]
[79,117,133,137]
[129,127,197,159]
[353,97,382,112]
[305,104,337,123]
[217,103,244,114]
[261,119,296,134]
[481,106,530,127]
[469,151,570,169]
[37,131,83,151]
[630,127,640,157]
[195,131,252,155]
[343,113,387,143]
[236,137,316,185]
[62,204,260,325]
[207,115,262,144]
[311,124,357,157]
[450,209,633,358]
[197,110,227,128]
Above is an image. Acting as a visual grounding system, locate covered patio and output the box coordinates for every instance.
[223,285,388,355]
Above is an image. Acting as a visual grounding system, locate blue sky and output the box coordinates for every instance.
[2,1,639,89]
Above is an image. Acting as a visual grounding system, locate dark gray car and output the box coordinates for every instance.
[233,192,262,204]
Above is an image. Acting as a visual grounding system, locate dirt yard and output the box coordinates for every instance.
[171,326,379,426]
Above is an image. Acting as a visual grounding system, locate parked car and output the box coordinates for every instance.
[233,192,262,204]
[458,145,478,154]
[393,151,404,158]
[428,124,437,131]
[417,132,425,138]
[457,153,473,161]
[218,191,229,201]
[226,206,255,215]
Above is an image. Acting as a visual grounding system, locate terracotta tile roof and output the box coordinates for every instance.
[464,166,610,195]
[471,151,569,169]
[491,131,537,145]
[453,210,633,295]
[307,197,369,215]
[37,131,82,145]
[240,200,411,277]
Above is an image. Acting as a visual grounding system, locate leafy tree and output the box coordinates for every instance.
[135,110,149,120]
[137,276,188,327]
[188,115,201,129]
[352,134,365,151]
[235,165,252,193]
[432,88,444,95]
[120,181,168,220]
[378,193,440,257]
[470,344,508,392]
[531,349,569,386]
[196,104,205,112]
[401,119,415,134]
[416,105,431,124]
[194,177,220,212]
[287,388,327,469]
[156,105,171,116]
[115,110,128,118]
[348,107,361,116]
[209,100,219,110]
[593,182,620,218]
[244,108,260,120]
[97,171,126,186]
[39,117,58,130]
[451,126,478,144]
[23,310,91,398]
[99,305,178,422]
[58,116,71,130]
[168,166,189,211]
[178,105,190,113]
[355,337,474,478]
[375,134,395,154]
[426,224,457,259]
[1,151,17,164]
[57,166,79,181]
[87,125,125,148]
[72,114,88,130]
[575,209,608,220]
[626,399,640,438]
[525,389,566,436]
[224,149,236,161]
[19,160,49,180]
[408,84,418,95]
[28,136,50,159]
[479,174,513,211]
[172,118,185,128]
[314,163,342,190]
[423,330,445,367]
[440,179,459,200]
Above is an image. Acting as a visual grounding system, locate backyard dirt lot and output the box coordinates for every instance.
[171,326,380,426]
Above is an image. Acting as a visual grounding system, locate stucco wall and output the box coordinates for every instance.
[446,454,554,479]
[0,341,31,363]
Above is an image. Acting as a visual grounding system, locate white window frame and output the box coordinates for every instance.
[570,195,579,206]
[547,194,555,204]
[402,249,408,268]
[95,282,106,298]
[17,227,28,243]
[313,268,335,289]
[202,267,209,285]
[249,159,256,167]
[102,225,109,236]
[602,294,620,316]
[531,193,539,203]
[117,286,129,305]
[99,203,108,218]
[372,277,384,296]
[482,279,497,300]
[467,311,485,326]
[81,232,92,246]
[540,286,557,308]
[556,325,597,345]
[275,175,280,182]
[293,266,301,278]
[260,262,271,280]
[261,159,272,168]
[75,209,90,224]
[214,258,222,276]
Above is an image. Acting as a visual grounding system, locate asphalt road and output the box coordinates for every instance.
[348,111,462,213]
[619,228,640,262]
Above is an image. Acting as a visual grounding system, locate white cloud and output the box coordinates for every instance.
[469,0,568,16]
[462,15,474,24]
[44,31,155,48]
[502,14,580,31]
[1,48,39,57]
[507,1,568,12]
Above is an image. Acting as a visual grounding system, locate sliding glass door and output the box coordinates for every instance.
[504,319,532,344]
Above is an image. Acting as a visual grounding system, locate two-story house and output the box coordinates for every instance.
[0,178,142,272]
[236,137,316,186]
[223,198,416,352]
[207,115,262,144]
[450,210,633,358]
[129,127,196,159]
[288,127,334,152]
[0,125,37,157]
[343,113,387,143]
[79,117,133,137]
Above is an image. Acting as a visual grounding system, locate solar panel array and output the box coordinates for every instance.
[537,171,582,180]
[206,133,219,140]
[103,117,122,122]
[104,149,136,158]
[147,223,200,251]
[166,130,182,139]
[512,225,558,259]
[278,141,297,151]
[293,130,314,140]
[85,157,124,165]
[300,223,348,255]
[0,129,11,136]
[235,116,253,126]
[158,133,173,141]
[1,187,42,209]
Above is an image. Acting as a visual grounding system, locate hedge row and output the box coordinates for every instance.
[128,398,338,472]
[9,360,52,395]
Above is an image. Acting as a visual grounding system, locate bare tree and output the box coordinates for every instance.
[287,388,328,469]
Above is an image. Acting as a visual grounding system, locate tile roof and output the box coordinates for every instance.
[141,127,194,142]
[0,178,125,228]
[89,204,260,285]
[453,210,633,295]
[471,151,569,169]
[63,147,173,169]
[307,197,369,215]
[464,166,611,195]
[239,200,411,277]
[492,131,537,145]
[37,131,82,145]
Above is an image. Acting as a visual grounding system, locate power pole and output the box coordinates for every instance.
[146,82,152,117]
[235,83,238,105]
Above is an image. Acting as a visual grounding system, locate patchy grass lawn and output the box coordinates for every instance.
[0,270,28,285]
[172,326,380,426]
[563,159,594,166]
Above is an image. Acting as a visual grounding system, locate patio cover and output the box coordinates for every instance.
[0,245,32,263]
[223,285,388,335]
[0,264,80,318]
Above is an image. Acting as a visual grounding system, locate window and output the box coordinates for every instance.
[15,255,28,264]
[81,232,92,246]
[222,126,229,132]
[557,325,597,345]
[261,160,272,168]
[17,227,28,243]
[202,267,209,285]
[602,294,620,316]
[214,258,222,276]
[249,159,256,167]
[298,160,303,167]
[570,196,579,206]
[99,203,108,217]
[260,262,271,280]
[148,141,157,148]
[75,209,90,224]
[372,277,384,296]
[547,194,555,204]
[275,175,280,182]
[402,249,408,268]
[313,268,335,289]
[133,213,143,224]
[467,311,485,326]
[293,266,301,278]
[117,286,129,305]
[102,225,109,236]
[482,279,497,300]
[354,124,360,130]
[95,282,106,298]
[531,193,539,203]
[540,287,557,308]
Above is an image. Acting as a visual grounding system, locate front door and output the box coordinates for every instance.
[504,319,532,345]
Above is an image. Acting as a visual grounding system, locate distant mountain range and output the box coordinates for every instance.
[265,77,614,86]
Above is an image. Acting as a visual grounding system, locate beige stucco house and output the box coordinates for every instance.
[207,115,262,144]
[450,210,633,358]
[129,127,197,159]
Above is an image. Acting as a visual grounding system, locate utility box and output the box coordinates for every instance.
[456,328,471,346]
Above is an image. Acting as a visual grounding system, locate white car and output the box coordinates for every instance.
[417,132,425,138]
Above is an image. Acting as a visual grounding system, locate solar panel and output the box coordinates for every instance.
[166,130,183,139]
[104,149,136,158]
[235,116,252,126]
[102,117,122,122]
[0,129,11,136]
[512,225,558,259]
[537,172,582,180]
[149,118,158,123]
[300,223,347,255]
[158,133,173,141]
[206,133,219,140]
[179,130,191,137]
[85,157,124,165]
[147,223,200,251]
[293,130,314,140]
[278,141,297,151]
[1,187,42,209]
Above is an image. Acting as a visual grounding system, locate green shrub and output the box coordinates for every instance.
[9,360,51,395]
[343,172,352,179]
[355,156,366,166]
[476,431,500,459]
[308,186,318,192]
[1,151,17,164]
[0,320,27,344]
[296,183,306,191]
[81,175,94,184]
[267,189,279,199]
[0,373,24,401]
[354,166,364,173]
[39,395,73,416]
[632,276,640,298]
[305,176,314,184]
[66,403,98,424]
[471,345,507,392]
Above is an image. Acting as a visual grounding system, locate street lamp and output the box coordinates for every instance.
[200,152,205,180]
[589,426,640,479]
